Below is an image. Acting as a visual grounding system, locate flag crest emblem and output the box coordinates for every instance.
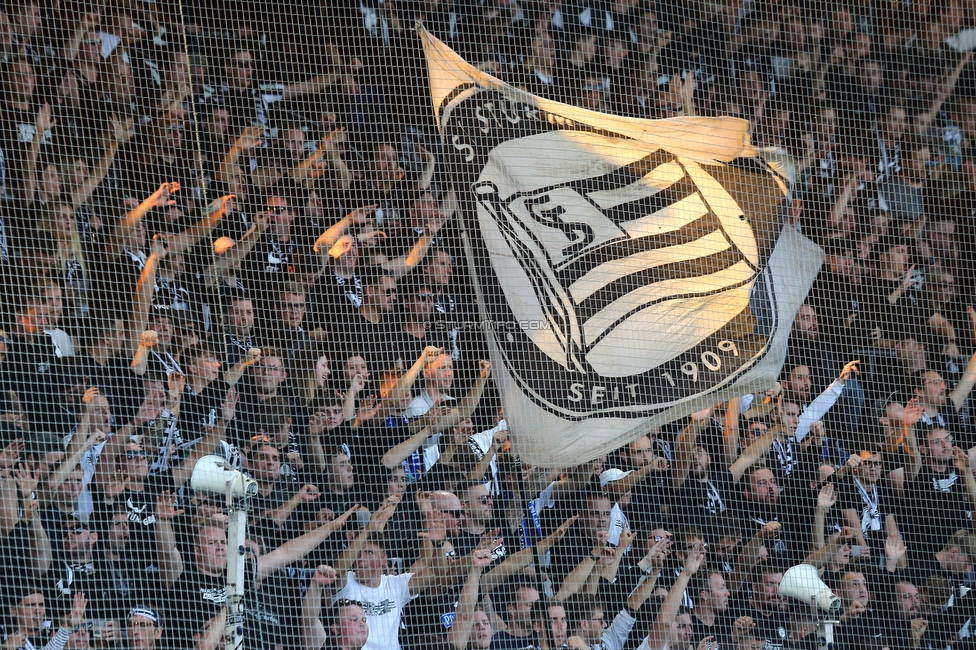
[475,129,760,381]
[421,29,823,464]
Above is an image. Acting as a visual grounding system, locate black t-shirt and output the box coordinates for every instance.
[673,469,736,530]
[730,603,789,650]
[863,277,927,341]
[390,326,451,372]
[91,552,162,620]
[622,474,669,534]
[334,316,404,371]
[242,235,296,282]
[167,553,267,650]
[737,504,792,560]
[90,354,145,425]
[917,589,976,650]
[179,379,232,444]
[309,271,362,333]
[808,272,871,357]
[248,567,306,650]
[401,590,458,650]
[901,465,972,555]
[488,629,539,650]
[92,472,176,573]
[86,245,144,319]
[834,607,883,650]
[908,552,959,588]
[690,610,735,650]
[452,529,509,570]
[5,333,72,433]
[348,420,418,506]
[45,559,110,620]
[249,482,295,524]
[235,385,299,439]
[166,566,228,649]
[345,178,410,225]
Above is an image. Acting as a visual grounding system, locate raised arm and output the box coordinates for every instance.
[64,387,99,459]
[212,213,269,280]
[129,328,159,374]
[281,74,341,101]
[440,361,492,428]
[312,205,378,255]
[448,549,492,650]
[949,306,976,412]
[218,127,262,187]
[727,522,781,594]
[382,237,431,278]
[382,426,435,470]
[724,397,742,465]
[673,407,711,488]
[840,504,869,549]
[465,428,506,482]
[380,218,445,278]
[812,482,836,550]
[923,52,973,124]
[729,431,779,483]
[172,399,230,489]
[261,484,322,529]
[168,195,233,256]
[383,346,441,415]
[290,129,351,189]
[602,456,670,500]
[62,16,94,62]
[130,236,168,360]
[416,145,436,191]
[0,472,17,537]
[645,544,704,649]
[794,360,858,443]
[334,496,400,586]
[194,609,226,650]
[20,105,54,204]
[902,399,924,481]
[40,432,105,504]
[301,566,336,650]
[952,447,976,515]
[17,475,51,576]
[155,490,185,588]
[223,347,261,386]
[114,182,180,248]
[742,383,781,421]
[631,537,670,611]
[555,531,606,601]
[256,505,358,582]
[479,514,578,593]
[71,117,129,209]
[601,529,638,584]
[342,374,365,423]
[804,527,850,569]
[321,129,352,189]
[552,463,599,500]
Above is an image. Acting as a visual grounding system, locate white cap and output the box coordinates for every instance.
[599,468,633,487]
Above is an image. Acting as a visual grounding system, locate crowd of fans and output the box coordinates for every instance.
[2,0,976,649]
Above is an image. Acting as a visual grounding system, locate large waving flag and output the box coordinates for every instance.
[421,29,822,467]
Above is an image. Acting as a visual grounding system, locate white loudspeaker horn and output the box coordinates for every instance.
[191,455,258,498]
[779,564,842,615]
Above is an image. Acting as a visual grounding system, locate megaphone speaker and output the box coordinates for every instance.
[779,564,842,615]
